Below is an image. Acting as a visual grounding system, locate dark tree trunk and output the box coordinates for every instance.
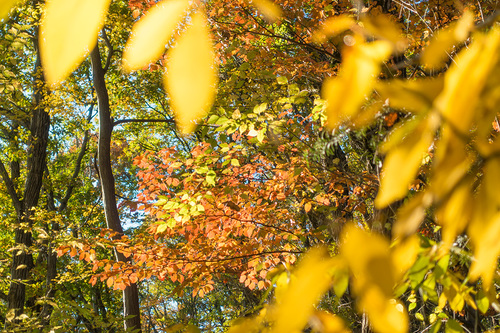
[91,44,142,333]
[6,25,51,321]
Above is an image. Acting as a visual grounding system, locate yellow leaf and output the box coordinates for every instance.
[322,40,392,129]
[250,0,282,22]
[340,224,408,333]
[362,13,408,52]
[391,235,420,281]
[421,11,474,70]
[435,180,473,249]
[0,0,20,20]
[434,29,500,135]
[375,77,444,113]
[393,192,432,239]
[270,247,334,333]
[359,288,408,333]
[312,15,356,43]
[40,0,111,86]
[341,224,394,297]
[469,158,500,287]
[375,114,438,208]
[122,0,191,71]
[164,11,218,134]
[311,310,351,333]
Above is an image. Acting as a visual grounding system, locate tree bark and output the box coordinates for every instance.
[5,25,51,322]
[91,44,142,333]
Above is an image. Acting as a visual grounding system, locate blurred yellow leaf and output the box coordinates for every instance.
[164,11,218,134]
[251,0,282,22]
[421,11,474,70]
[435,180,473,249]
[122,0,191,71]
[322,40,392,129]
[375,114,438,208]
[359,288,408,333]
[434,29,500,135]
[341,224,394,297]
[375,77,444,113]
[40,0,111,86]
[313,15,356,43]
[0,0,20,20]
[393,192,432,239]
[469,158,500,288]
[340,224,408,333]
[362,13,408,52]
[391,235,420,281]
[271,247,334,333]
[311,310,351,333]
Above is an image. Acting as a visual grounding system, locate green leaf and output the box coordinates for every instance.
[476,289,489,314]
[445,319,463,333]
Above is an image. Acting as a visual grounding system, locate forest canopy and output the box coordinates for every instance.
[0,0,500,332]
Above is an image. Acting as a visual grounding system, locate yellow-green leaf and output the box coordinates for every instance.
[122,0,191,71]
[0,0,20,20]
[40,0,111,86]
[270,247,334,333]
[164,11,218,134]
[476,289,490,314]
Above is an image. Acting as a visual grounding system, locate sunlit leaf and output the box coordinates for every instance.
[0,0,20,20]
[122,0,191,71]
[311,310,350,333]
[341,224,394,297]
[322,40,392,129]
[375,113,438,208]
[312,15,356,43]
[250,0,282,22]
[391,235,420,281]
[476,289,490,314]
[469,158,500,287]
[341,224,408,333]
[362,12,408,52]
[421,12,474,70]
[164,11,218,134]
[40,0,111,86]
[393,192,432,239]
[375,77,444,113]
[445,319,464,333]
[434,29,500,134]
[270,247,334,333]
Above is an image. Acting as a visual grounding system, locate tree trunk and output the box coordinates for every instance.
[6,25,50,321]
[91,44,142,333]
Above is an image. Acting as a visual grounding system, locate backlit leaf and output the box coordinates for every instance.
[251,0,282,22]
[322,40,392,129]
[40,0,111,86]
[122,0,191,71]
[421,12,474,70]
[341,224,408,333]
[165,11,218,134]
[0,0,20,20]
[271,247,334,333]
[312,15,356,43]
[375,114,438,208]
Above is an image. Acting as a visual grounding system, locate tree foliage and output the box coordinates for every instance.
[1,0,500,332]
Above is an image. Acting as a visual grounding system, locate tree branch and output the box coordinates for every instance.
[0,158,22,216]
[112,118,175,127]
